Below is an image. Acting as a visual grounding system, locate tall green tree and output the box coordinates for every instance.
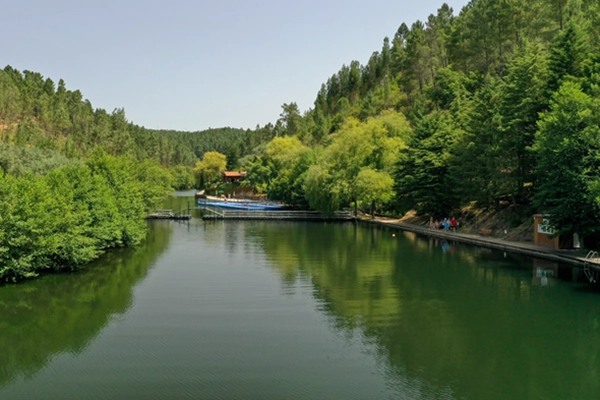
[305,113,408,214]
[193,151,227,189]
[533,82,600,239]
[395,112,462,216]
[451,77,504,208]
[279,102,304,137]
[547,21,588,93]
[500,41,550,203]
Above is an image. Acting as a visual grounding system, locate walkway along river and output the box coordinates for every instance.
[364,216,600,271]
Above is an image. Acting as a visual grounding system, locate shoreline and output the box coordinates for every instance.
[361,217,600,271]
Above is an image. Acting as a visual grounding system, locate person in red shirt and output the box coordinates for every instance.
[450,217,458,232]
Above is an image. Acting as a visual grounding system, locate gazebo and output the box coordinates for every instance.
[222,171,247,183]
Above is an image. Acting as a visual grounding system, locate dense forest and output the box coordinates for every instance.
[0,66,258,282]
[238,0,600,246]
[3,0,600,281]
[0,66,249,167]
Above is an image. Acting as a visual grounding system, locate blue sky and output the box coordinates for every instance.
[2,0,469,132]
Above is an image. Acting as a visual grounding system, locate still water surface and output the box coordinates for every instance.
[1,195,600,399]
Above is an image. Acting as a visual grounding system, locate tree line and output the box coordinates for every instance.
[0,149,171,282]
[238,0,600,246]
[0,66,249,169]
[0,63,274,282]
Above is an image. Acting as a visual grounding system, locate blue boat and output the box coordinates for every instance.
[198,198,285,210]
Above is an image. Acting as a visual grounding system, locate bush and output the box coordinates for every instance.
[0,150,172,283]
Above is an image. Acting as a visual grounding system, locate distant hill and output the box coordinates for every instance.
[0,66,249,167]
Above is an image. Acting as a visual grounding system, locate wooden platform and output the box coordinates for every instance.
[146,209,192,220]
[202,209,353,221]
[147,214,191,220]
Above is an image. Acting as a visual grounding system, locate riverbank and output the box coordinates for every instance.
[362,216,600,271]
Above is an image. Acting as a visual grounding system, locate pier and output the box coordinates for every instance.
[202,208,353,221]
[146,209,192,220]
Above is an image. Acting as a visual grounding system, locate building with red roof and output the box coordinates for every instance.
[222,171,247,183]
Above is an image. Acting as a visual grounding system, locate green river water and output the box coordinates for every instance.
[1,194,600,399]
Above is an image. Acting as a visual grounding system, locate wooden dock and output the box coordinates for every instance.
[202,208,353,221]
[146,209,192,220]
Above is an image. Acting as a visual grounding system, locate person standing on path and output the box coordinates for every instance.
[450,217,457,232]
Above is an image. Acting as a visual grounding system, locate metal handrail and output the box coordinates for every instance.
[201,209,353,220]
[203,207,224,217]
[586,250,599,259]
[583,251,599,283]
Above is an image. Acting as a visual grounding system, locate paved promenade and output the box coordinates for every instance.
[362,217,600,269]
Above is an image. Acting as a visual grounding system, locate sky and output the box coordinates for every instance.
[2,0,470,132]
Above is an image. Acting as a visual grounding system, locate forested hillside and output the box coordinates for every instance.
[242,0,600,245]
[0,62,278,281]
[0,66,261,281]
[0,66,248,167]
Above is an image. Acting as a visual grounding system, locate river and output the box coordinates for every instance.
[1,193,599,399]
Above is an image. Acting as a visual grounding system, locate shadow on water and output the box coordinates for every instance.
[573,284,600,294]
[0,221,173,389]
[242,222,600,400]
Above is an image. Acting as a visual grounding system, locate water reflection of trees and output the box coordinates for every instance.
[250,222,600,400]
[0,222,172,388]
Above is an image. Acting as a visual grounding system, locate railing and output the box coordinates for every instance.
[147,208,192,220]
[154,209,174,216]
[586,250,599,260]
[173,207,193,217]
[203,207,224,218]
[201,208,353,221]
[584,251,599,283]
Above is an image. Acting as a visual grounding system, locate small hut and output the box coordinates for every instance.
[533,214,581,250]
[222,171,247,183]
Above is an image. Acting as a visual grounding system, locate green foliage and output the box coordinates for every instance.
[303,163,341,215]
[266,139,313,207]
[547,21,588,93]
[499,41,551,201]
[251,4,600,227]
[305,113,409,214]
[0,143,75,175]
[279,103,305,137]
[193,151,227,189]
[170,165,195,190]
[0,151,172,283]
[244,155,270,190]
[156,126,247,165]
[451,76,505,208]
[395,112,462,217]
[354,168,395,214]
[0,66,254,168]
[533,82,600,237]
[243,136,313,206]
